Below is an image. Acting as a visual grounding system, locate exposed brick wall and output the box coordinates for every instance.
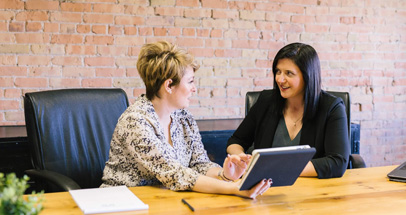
[0,0,405,167]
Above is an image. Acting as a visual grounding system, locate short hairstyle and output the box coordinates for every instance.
[271,42,321,121]
[137,41,199,100]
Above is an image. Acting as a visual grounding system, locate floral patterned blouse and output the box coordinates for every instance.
[101,95,220,191]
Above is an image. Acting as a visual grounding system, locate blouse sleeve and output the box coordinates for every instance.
[118,113,201,191]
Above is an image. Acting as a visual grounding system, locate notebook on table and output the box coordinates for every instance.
[239,145,316,190]
[387,161,406,183]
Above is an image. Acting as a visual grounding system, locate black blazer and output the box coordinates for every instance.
[227,90,350,179]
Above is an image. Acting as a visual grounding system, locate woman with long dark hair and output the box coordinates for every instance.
[227,43,350,178]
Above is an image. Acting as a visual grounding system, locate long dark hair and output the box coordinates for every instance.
[271,43,321,122]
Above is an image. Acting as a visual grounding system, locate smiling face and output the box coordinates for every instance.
[275,58,305,101]
[169,66,196,109]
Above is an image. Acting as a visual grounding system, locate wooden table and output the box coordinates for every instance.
[36,165,406,214]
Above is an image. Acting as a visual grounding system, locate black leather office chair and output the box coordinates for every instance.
[24,88,129,192]
[245,90,366,169]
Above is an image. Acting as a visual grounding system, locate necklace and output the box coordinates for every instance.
[292,116,302,127]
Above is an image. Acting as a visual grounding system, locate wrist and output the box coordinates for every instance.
[217,170,233,182]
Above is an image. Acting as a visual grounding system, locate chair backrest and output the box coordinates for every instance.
[24,88,129,189]
[245,90,351,142]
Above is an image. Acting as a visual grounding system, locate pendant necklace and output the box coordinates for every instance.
[293,116,302,127]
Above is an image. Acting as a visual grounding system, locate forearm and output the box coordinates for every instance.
[227,144,245,155]
[192,175,239,195]
[300,161,317,177]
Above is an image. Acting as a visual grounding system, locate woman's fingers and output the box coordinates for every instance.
[258,179,272,195]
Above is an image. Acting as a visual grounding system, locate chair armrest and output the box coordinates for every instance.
[349,154,366,169]
[25,169,81,191]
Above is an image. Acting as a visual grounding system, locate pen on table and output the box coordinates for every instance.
[181,198,195,212]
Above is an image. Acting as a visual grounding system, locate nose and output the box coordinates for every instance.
[277,73,286,83]
[191,83,196,93]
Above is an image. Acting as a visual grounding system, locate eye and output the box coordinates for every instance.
[275,69,281,75]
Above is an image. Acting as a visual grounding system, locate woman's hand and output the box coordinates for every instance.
[235,178,273,199]
[222,153,252,181]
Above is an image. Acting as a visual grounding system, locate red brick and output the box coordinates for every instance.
[201,0,227,9]
[92,25,107,34]
[93,4,124,13]
[139,27,153,36]
[0,56,16,65]
[84,57,115,67]
[0,23,7,31]
[280,4,305,14]
[49,78,81,88]
[176,0,199,7]
[188,48,214,57]
[197,29,210,37]
[62,67,94,77]
[26,22,42,32]
[205,39,232,48]
[109,26,123,35]
[255,2,279,11]
[4,89,22,98]
[0,100,20,110]
[77,24,91,33]
[202,19,229,28]
[183,28,195,36]
[96,68,126,77]
[5,111,24,122]
[97,46,127,57]
[15,77,48,87]
[0,77,14,87]
[154,27,167,36]
[167,28,181,36]
[0,66,27,76]
[155,7,183,16]
[61,2,92,12]
[9,22,24,32]
[214,49,241,58]
[213,107,239,117]
[115,16,144,25]
[0,0,24,9]
[44,23,59,32]
[175,18,200,27]
[59,23,78,33]
[115,36,144,46]
[124,5,154,16]
[175,38,204,47]
[66,45,96,55]
[52,56,82,66]
[184,8,211,18]
[212,10,238,19]
[229,1,255,10]
[26,0,59,10]
[16,11,48,21]
[51,35,83,44]
[84,14,114,24]
[82,78,113,87]
[126,68,140,77]
[254,77,274,87]
[18,55,51,66]
[29,67,61,77]
[232,40,258,49]
[59,24,75,33]
[16,33,50,43]
[146,16,174,26]
[85,36,114,45]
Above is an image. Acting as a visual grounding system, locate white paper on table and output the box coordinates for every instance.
[69,185,149,214]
